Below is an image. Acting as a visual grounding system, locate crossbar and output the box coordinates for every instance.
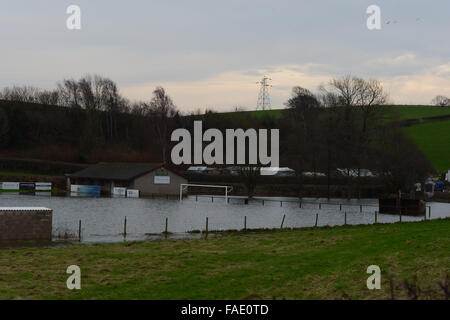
[179,184,232,204]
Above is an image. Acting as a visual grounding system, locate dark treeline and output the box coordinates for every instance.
[183,76,433,197]
[0,74,434,196]
[0,75,185,163]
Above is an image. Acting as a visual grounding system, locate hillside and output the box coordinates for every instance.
[1,101,448,175]
[230,105,450,174]
[382,105,450,121]
[229,105,450,121]
[404,119,450,173]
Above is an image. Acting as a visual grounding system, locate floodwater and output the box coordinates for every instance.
[0,193,449,244]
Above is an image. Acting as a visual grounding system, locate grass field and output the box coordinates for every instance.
[225,105,450,122]
[0,171,54,177]
[0,219,449,300]
[383,105,450,121]
[404,119,450,173]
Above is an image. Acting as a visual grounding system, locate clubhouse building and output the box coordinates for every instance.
[66,163,187,196]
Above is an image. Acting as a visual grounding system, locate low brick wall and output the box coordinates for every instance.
[0,208,53,240]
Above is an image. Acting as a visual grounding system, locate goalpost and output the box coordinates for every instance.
[179,184,233,204]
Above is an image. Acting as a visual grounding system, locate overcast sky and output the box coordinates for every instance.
[1,0,449,111]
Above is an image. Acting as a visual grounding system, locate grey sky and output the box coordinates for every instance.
[1,0,449,111]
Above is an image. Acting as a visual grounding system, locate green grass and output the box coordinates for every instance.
[0,219,449,300]
[404,119,450,173]
[0,171,54,178]
[386,105,450,121]
[218,108,285,120]
[219,105,450,122]
[243,109,285,119]
[383,106,450,120]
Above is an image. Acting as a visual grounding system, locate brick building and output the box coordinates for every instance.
[66,164,187,196]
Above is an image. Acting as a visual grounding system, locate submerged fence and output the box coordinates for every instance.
[65,204,432,243]
[182,195,432,217]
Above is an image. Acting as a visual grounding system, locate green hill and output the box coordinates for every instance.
[404,119,450,173]
[222,105,450,122]
[229,106,450,174]
[382,105,450,121]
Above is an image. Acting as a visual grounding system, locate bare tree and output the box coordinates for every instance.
[283,86,322,194]
[239,166,260,199]
[147,87,179,163]
[57,79,81,108]
[285,86,321,135]
[319,76,388,197]
[36,90,60,105]
[431,95,450,107]
[0,86,40,103]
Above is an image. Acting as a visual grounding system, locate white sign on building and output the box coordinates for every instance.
[112,187,127,196]
[35,182,52,191]
[1,182,20,190]
[127,189,140,198]
[154,176,170,185]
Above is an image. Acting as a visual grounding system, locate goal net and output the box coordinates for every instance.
[179,184,233,204]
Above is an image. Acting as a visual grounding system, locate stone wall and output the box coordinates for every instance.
[0,209,53,240]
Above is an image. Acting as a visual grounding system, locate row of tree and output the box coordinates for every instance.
[0,75,180,162]
[280,76,431,198]
[431,95,450,107]
[0,75,434,197]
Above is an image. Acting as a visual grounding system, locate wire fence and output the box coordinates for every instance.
[58,197,433,243]
[182,194,432,216]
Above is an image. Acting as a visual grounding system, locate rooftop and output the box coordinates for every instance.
[70,163,156,181]
[0,207,52,211]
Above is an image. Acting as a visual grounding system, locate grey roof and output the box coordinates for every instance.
[70,164,156,181]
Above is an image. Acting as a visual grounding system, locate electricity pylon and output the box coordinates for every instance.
[256,76,272,110]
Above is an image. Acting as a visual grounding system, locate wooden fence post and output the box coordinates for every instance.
[124,216,127,237]
[280,214,286,229]
[244,216,247,231]
[78,220,81,241]
[315,214,318,227]
[165,217,168,234]
[344,212,347,226]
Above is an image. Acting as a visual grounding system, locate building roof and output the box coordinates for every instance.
[0,207,52,211]
[70,163,156,181]
[187,166,208,171]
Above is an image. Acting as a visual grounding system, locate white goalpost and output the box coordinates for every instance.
[179,184,233,204]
